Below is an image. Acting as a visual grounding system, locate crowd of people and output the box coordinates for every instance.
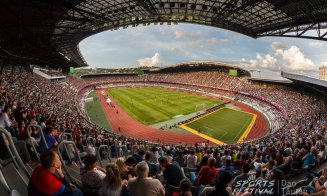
[0,68,327,195]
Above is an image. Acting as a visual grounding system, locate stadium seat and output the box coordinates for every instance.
[0,170,10,196]
[0,163,28,196]
[0,184,9,196]
[97,145,112,167]
[10,190,21,196]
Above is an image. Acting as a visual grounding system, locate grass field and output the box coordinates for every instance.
[107,87,224,125]
[85,91,112,130]
[184,108,254,144]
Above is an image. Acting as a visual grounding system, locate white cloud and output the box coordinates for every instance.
[271,42,286,51]
[309,42,324,48]
[276,46,316,71]
[174,29,201,40]
[137,52,162,67]
[243,43,318,73]
[322,62,327,66]
[206,38,229,45]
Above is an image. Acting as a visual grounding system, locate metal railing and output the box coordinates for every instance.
[0,128,30,179]
[26,124,47,161]
[96,145,111,167]
[57,141,83,184]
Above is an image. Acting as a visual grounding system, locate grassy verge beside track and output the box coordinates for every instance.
[85,91,112,130]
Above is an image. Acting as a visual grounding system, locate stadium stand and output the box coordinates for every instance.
[0,65,326,195]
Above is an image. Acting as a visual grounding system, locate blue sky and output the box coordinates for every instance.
[79,23,327,78]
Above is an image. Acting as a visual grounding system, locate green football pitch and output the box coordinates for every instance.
[107,87,224,125]
[184,108,254,144]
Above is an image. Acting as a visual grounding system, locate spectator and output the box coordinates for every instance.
[37,126,58,154]
[116,157,133,180]
[200,171,233,196]
[28,148,82,196]
[80,154,106,189]
[127,161,165,196]
[267,169,285,195]
[303,147,316,168]
[276,156,292,176]
[173,150,185,167]
[159,157,184,186]
[186,150,197,169]
[99,163,127,196]
[0,106,17,137]
[233,164,252,188]
[133,149,145,163]
[195,157,218,186]
[172,178,193,196]
[219,159,234,174]
[145,152,157,176]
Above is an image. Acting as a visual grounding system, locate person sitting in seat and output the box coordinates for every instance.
[303,147,316,169]
[195,157,218,186]
[172,178,193,196]
[159,157,184,186]
[80,154,106,189]
[127,161,165,196]
[37,126,58,154]
[28,148,82,196]
[200,171,233,196]
[99,163,128,196]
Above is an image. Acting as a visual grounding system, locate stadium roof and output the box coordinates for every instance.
[282,72,327,96]
[1,0,327,70]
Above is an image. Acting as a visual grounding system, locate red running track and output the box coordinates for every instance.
[96,89,268,145]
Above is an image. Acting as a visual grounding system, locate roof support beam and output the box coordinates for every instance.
[134,0,158,15]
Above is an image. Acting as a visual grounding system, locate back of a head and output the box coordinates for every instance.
[105,163,121,190]
[83,154,98,168]
[179,179,192,193]
[139,149,146,156]
[135,161,149,178]
[208,157,216,167]
[217,171,233,187]
[145,152,152,161]
[158,157,168,165]
[40,149,56,169]
[125,157,136,166]
[209,171,233,196]
[44,126,54,134]
[242,163,251,174]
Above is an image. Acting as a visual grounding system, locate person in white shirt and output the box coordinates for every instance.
[0,106,12,129]
[186,150,197,168]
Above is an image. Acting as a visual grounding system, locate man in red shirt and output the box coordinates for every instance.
[28,148,82,196]
[195,157,218,186]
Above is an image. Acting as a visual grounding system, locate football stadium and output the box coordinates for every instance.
[0,1,327,196]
